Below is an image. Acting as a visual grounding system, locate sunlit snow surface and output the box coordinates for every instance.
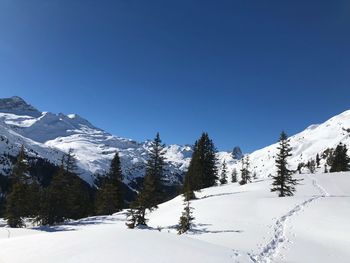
[0,172,349,263]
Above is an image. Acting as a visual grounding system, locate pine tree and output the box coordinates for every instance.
[271,132,300,197]
[182,172,196,201]
[316,154,321,167]
[66,175,91,220]
[26,178,41,217]
[177,200,195,235]
[37,162,68,225]
[37,153,91,225]
[306,159,316,174]
[330,143,350,172]
[182,133,218,195]
[326,148,335,167]
[125,208,137,229]
[11,146,30,183]
[324,164,328,173]
[219,161,228,185]
[6,183,27,227]
[297,163,304,174]
[5,146,30,227]
[231,168,237,183]
[131,133,166,227]
[95,152,124,215]
[239,155,251,185]
[64,148,78,174]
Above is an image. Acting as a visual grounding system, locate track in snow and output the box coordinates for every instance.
[309,175,330,197]
[248,175,328,263]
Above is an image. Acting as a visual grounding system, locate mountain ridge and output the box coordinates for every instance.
[0,96,349,187]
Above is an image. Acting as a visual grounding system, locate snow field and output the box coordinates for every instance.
[0,172,348,262]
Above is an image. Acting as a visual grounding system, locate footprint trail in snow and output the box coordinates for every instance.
[247,175,329,263]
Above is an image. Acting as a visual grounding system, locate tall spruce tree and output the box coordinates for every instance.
[95,152,124,215]
[182,133,218,196]
[5,146,31,227]
[37,152,91,225]
[131,133,166,227]
[239,155,251,185]
[271,131,300,197]
[219,161,228,185]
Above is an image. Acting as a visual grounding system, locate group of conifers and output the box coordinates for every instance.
[3,131,350,234]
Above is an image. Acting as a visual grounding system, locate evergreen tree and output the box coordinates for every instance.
[131,133,166,227]
[11,146,30,183]
[316,154,321,167]
[297,163,304,174]
[182,172,196,201]
[5,146,31,227]
[326,148,335,167]
[271,132,300,197]
[306,159,316,174]
[330,143,350,172]
[64,148,78,174]
[95,152,124,215]
[37,153,91,225]
[66,175,91,220]
[25,179,41,217]
[6,183,27,227]
[182,133,218,194]
[239,155,251,185]
[125,208,137,229]
[177,199,195,235]
[37,162,69,225]
[219,161,228,185]
[231,168,237,183]
[324,164,328,173]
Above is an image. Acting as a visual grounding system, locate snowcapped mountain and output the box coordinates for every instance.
[0,96,193,185]
[221,110,350,178]
[0,96,349,186]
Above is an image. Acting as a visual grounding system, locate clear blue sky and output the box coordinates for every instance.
[0,0,349,152]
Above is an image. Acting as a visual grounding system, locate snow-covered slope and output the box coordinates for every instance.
[0,172,349,263]
[219,110,350,179]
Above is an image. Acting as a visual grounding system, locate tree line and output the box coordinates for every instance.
[5,147,95,227]
[3,130,350,232]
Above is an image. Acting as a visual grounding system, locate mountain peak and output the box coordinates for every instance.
[0,96,41,117]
